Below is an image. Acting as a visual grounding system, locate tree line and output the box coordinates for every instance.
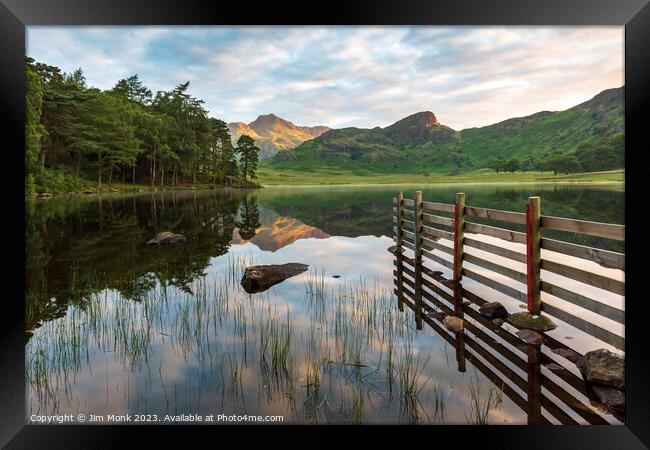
[486,132,624,175]
[25,58,261,193]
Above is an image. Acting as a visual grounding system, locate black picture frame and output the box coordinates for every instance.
[1,0,648,447]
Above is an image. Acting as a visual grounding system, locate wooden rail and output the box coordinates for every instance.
[392,191,625,351]
[392,254,616,424]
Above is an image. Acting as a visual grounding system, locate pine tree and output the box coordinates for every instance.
[235,135,260,180]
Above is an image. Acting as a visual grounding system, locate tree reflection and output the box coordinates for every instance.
[236,197,261,240]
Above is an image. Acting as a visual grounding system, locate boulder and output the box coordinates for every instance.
[443,316,464,333]
[551,348,582,364]
[576,349,625,390]
[592,385,625,411]
[515,329,544,346]
[146,232,188,246]
[479,302,509,319]
[507,311,557,331]
[241,263,309,294]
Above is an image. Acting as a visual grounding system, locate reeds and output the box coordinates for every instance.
[27,256,509,424]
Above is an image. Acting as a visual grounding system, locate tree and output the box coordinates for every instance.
[488,159,505,173]
[110,75,152,105]
[235,135,260,180]
[210,118,238,184]
[504,158,520,173]
[544,155,582,175]
[25,62,46,193]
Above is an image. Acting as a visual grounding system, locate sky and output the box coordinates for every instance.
[27,26,623,130]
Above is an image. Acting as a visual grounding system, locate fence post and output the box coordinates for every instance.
[396,191,404,247]
[453,193,465,281]
[526,196,541,315]
[396,191,404,311]
[414,191,423,330]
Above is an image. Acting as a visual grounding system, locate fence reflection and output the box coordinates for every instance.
[392,252,621,425]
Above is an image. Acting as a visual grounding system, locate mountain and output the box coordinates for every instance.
[228,114,330,159]
[265,87,624,173]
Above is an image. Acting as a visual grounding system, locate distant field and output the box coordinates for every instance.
[256,168,625,186]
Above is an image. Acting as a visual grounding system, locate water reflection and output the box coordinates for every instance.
[25,184,624,424]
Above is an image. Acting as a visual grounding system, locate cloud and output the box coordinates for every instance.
[27,26,623,130]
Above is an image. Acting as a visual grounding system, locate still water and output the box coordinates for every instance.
[25,184,624,424]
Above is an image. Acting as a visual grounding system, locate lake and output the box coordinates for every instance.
[25,183,625,424]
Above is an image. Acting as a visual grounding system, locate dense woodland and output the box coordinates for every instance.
[25,58,260,194]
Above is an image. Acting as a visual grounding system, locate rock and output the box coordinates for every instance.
[427,310,446,320]
[551,348,582,364]
[83,189,94,194]
[443,316,464,333]
[492,318,505,326]
[545,363,565,371]
[332,275,341,279]
[515,329,544,346]
[592,385,625,411]
[518,304,527,309]
[576,349,625,390]
[387,245,405,255]
[38,192,53,197]
[146,232,188,246]
[241,263,309,294]
[507,312,557,331]
[479,302,509,319]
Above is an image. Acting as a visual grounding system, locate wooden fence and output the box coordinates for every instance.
[392,254,620,424]
[392,191,625,350]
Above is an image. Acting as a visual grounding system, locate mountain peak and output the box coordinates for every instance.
[228,113,331,159]
[383,111,450,144]
[388,111,439,129]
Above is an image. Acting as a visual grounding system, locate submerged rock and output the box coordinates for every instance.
[146,232,188,246]
[241,263,309,294]
[516,329,544,346]
[545,363,565,372]
[552,347,582,364]
[592,385,625,411]
[479,302,509,319]
[576,349,625,390]
[427,310,446,320]
[387,245,405,255]
[507,311,557,331]
[443,316,464,332]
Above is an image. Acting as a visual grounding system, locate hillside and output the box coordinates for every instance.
[263,87,623,174]
[228,114,330,159]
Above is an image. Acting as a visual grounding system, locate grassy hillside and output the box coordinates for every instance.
[262,87,623,176]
